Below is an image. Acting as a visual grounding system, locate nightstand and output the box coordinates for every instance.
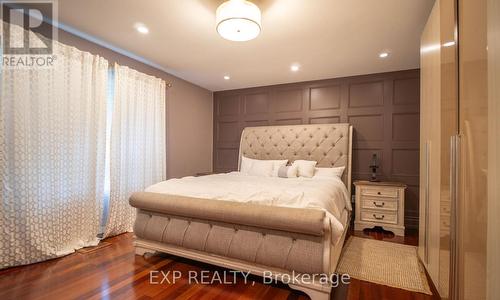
[354,181,407,236]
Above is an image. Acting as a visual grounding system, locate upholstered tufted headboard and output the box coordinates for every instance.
[238,123,353,196]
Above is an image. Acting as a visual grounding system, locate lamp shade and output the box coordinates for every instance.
[216,0,261,42]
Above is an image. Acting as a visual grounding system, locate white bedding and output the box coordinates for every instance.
[146,172,351,244]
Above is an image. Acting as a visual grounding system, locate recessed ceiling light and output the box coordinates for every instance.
[134,23,149,34]
[379,52,389,58]
[443,41,456,47]
[224,75,230,80]
[290,64,300,72]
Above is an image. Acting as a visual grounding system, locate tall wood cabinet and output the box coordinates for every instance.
[419,0,497,299]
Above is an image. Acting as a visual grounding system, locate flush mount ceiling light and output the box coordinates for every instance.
[216,0,261,42]
[224,75,231,80]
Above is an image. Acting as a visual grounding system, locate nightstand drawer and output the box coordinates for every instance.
[354,181,406,236]
[360,210,398,224]
[361,187,398,198]
[361,198,398,211]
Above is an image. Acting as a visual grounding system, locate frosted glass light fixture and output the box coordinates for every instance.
[216,0,261,42]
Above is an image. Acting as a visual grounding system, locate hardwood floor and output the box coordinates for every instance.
[0,228,440,300]
[333,228,441,300]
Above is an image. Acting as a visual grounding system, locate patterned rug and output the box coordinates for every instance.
[337,237,432,295]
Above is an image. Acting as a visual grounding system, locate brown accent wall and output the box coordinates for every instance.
[53,28,214,179]
[213,69,420,229]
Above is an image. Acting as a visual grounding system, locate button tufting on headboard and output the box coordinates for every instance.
[238,123,352,189]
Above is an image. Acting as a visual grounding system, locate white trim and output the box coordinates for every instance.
[53,21,175,74]
[41,18,210,90]
[10,5,193,86]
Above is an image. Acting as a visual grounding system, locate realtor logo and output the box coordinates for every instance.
[1,0,57,68]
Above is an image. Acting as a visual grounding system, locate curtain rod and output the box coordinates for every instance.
[108,65,173,88]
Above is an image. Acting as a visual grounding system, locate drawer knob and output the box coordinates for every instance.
[373,214,385,220]
[377,192,381,195]
[373,201,385,207]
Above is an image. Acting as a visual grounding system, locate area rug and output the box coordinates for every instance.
[336,237,432,295]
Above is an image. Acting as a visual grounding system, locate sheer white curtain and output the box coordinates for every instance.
[0,30,108,268]
[104,64,166,237]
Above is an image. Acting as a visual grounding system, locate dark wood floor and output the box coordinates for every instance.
[0,228,440,300]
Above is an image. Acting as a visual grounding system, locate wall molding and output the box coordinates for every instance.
[213,69,421,227]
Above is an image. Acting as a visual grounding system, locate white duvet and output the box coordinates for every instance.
[146,172,351,244]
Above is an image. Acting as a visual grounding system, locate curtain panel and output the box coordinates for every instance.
[0,28,109,268]
[104,64,166,237]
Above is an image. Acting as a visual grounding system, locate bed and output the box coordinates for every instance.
[130,123,353,300]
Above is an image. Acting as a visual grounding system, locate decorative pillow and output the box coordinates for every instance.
[240,156,288,177]
[313,166,345,178]
[271,159,289,177]
[277,165,299,178]
[291,160,318,178]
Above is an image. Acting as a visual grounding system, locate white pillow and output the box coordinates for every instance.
[241,156,273,176]
[277,164,299,178]
[240,156,288,177]
[240,156,254,173]
[313,166,345,178]
[291,160,318,178]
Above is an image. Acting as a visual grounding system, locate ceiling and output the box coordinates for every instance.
[58,0,434,91]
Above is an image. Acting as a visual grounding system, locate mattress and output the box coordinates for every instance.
[146,172,351,244]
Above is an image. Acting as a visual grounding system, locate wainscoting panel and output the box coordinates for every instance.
[310,85,341,110]
[243,93,269,114]
[213,69,420,229]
